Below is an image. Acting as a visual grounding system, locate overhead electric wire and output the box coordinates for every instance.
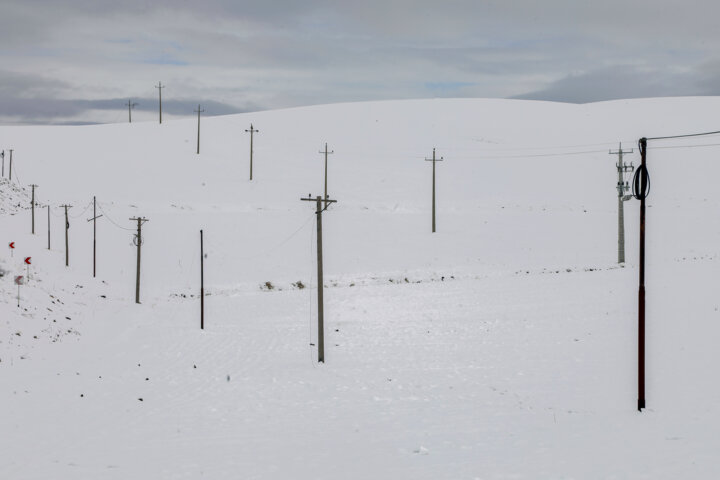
[647,130,720,141]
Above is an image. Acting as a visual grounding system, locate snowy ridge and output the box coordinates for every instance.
[2,98,720,479]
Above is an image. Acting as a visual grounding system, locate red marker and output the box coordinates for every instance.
[24,257,31,265]
[15,276,24,285]
[9,242,15,249]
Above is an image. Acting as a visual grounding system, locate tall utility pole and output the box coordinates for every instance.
[61,204,72,266]
[126,99,138,123]
[319,143,334,205]
[194,105,205,154]
[130,217,149,304]
[425,148,444,233]
[87,196,102,278]
[200,229,204,330]
[1,150,4,177]
[155,82,165,124]
[30,184,38,234]
[636,137,648,412]
[47,205,50,250]
[245,124,259,180]
[300,194,338,363]
[8,149,13,181]
[610,143,635,263]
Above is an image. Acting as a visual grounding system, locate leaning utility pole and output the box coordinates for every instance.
[87,196,102,278]
[61,204,72,266]
[30,184,38,234]
[8,149,13,181]
[130,217,149,304]
[155,82,165,124]
[245,124,259,180]
[125,99,138,123]
[425,148,443,233]
[610,143,634,263]
[319,143,334,205]
[194,104,205,154]
[300,194,338,363]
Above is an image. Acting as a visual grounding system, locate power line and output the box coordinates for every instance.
[647,130,720,141]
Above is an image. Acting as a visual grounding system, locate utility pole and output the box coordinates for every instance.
[194,104,205,154]
[300,194,338,363]
[30,184,38,234]
[125,99,138,123]
[47,205,50,250]
[155,82,164,124]
[8,149,13,181]
[610,143,635,263]
[200,229,204,330]
[1,150,4,177]
[319,143,334,205]
[245,124,259,180]
[61,205,72,266]
[130,217,149,304]
[87,196,102,278]
[636,137,648,412]
[425,148,443,233]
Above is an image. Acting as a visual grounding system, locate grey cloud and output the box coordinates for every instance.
[513,66,699,104]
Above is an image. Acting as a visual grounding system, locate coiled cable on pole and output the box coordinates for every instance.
[633,139,650,200]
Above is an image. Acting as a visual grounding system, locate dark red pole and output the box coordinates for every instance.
[638,137,647,412]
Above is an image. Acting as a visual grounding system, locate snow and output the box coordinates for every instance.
[2,97,720,478]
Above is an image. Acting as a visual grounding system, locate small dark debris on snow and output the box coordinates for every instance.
[138,398,143,402]
[100,295,106,299]
[193,365,197,369]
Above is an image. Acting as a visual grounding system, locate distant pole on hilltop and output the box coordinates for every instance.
[126,99,139,123]
[319,143,334,207]
[61,204,72,266]
[30,184,38,234]
[245,124,259,180]
[155,82,165,124]
[87,196,103,278]
[610,143,634,263]
[425,148,444,233]
[300,194,338,363]
[130,217,149,303]
[1,150,4,177]
[194,105,205,154]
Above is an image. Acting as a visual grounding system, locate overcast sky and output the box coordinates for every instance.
[2,0,720,124]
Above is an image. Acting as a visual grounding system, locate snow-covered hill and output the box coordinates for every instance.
[2,98,720,479]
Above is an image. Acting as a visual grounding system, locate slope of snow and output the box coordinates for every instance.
[2,97,720,479]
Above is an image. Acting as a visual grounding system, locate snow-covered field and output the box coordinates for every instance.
[2,97,720,479]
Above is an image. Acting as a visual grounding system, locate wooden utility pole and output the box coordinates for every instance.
[30,184,38,234]
[8,149,13,181]
[126,99,138,123]
[610,143,634,263]
[130,217,149,304]
[47,205,50,250]
[1,150,4,177]
[195,105,205,154]
[319,143,334,205]
[300,195,337,363]
[155,82,164,124]
[61,204,72,266]
[200,229,204,330]
[245,124,259,180]
[86,196,102,278]
[425,148,443,233]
